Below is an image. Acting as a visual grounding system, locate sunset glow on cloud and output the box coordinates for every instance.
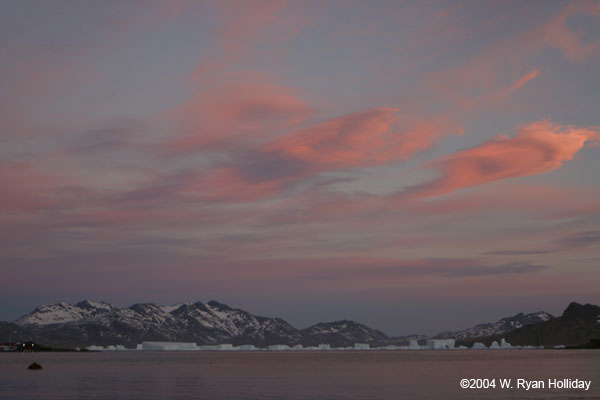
[1,0,599,334]
[404,121,600,199]
[265,108,460,171]
[167,80,311,151]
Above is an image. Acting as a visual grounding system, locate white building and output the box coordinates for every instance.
[408,340,419,349]
[237,344,257,351]
[354,343,370,350]
[318,343,330,350]
[426,339,455,349]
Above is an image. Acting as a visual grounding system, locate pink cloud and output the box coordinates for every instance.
[538,1,600,61]
[403,120,600,199]
[398,183,600,220]
[161,108,460,203]
[420,2,599,113]
[165,79,311,152]
[179,166,287,202]
[264,108,461,171]
[216,0,288,51]
[192,1,289,78]
[506,69,539,92]
[453,68,541,110]
[0,162,63,210]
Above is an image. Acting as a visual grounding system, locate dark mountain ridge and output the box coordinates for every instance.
[3,300,597,349]
[460,302,600,347]
[434,311,553,341]
[6,300,387,348]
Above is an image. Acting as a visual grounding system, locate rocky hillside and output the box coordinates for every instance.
[13,300,304,348]
[433,311,553,341]
[477,302,600,347]
[8,300,597,349]
[8,300,427,348]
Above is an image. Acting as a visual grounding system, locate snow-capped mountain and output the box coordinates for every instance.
[433,311,553,341]
[13,300,306,348]
[15,300,115,326]
[11,300,558,348]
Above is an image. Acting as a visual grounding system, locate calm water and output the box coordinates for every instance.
[1,350,598,399]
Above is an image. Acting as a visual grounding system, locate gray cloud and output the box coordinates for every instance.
[484,249,553,255]
[485,230,600,256]
[439,261,548,277]
[554,230,600,249]
[295,259,549,282]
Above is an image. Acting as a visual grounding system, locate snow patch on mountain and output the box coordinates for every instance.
[15,300,115,326]
[433,311,554,341]
[160,304,185,314]
[12,299,556,349]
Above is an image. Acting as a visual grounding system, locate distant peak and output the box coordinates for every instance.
[129,302,159,310]
[564,302,583,314]
[207,300,230,309]
[75,300,113,309]
[320,320,355,326]
[563,302,598,317]
[160,303,185,314]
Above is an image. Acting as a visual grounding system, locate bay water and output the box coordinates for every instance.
[1,350,598,399]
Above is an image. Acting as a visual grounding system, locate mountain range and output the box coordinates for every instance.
[2,300,399,348]
[433,311,553,341]
[1,300,598,348]
[461,302,600,348]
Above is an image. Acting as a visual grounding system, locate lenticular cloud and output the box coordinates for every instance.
[404,120,600,199]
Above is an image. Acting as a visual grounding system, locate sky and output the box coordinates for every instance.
[1,0,599,336]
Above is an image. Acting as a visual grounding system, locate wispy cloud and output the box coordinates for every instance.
[400,120,599,199]
[264,109,461,172]
[215,258,550,283]
[164,79,311,152]
[485,230,600,256]
[554,230,600,249]
[506,69,539,92]
[537,1,600,61]
[484,249,553,256]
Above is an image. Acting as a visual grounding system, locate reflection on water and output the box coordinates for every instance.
[0,350,598,399]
